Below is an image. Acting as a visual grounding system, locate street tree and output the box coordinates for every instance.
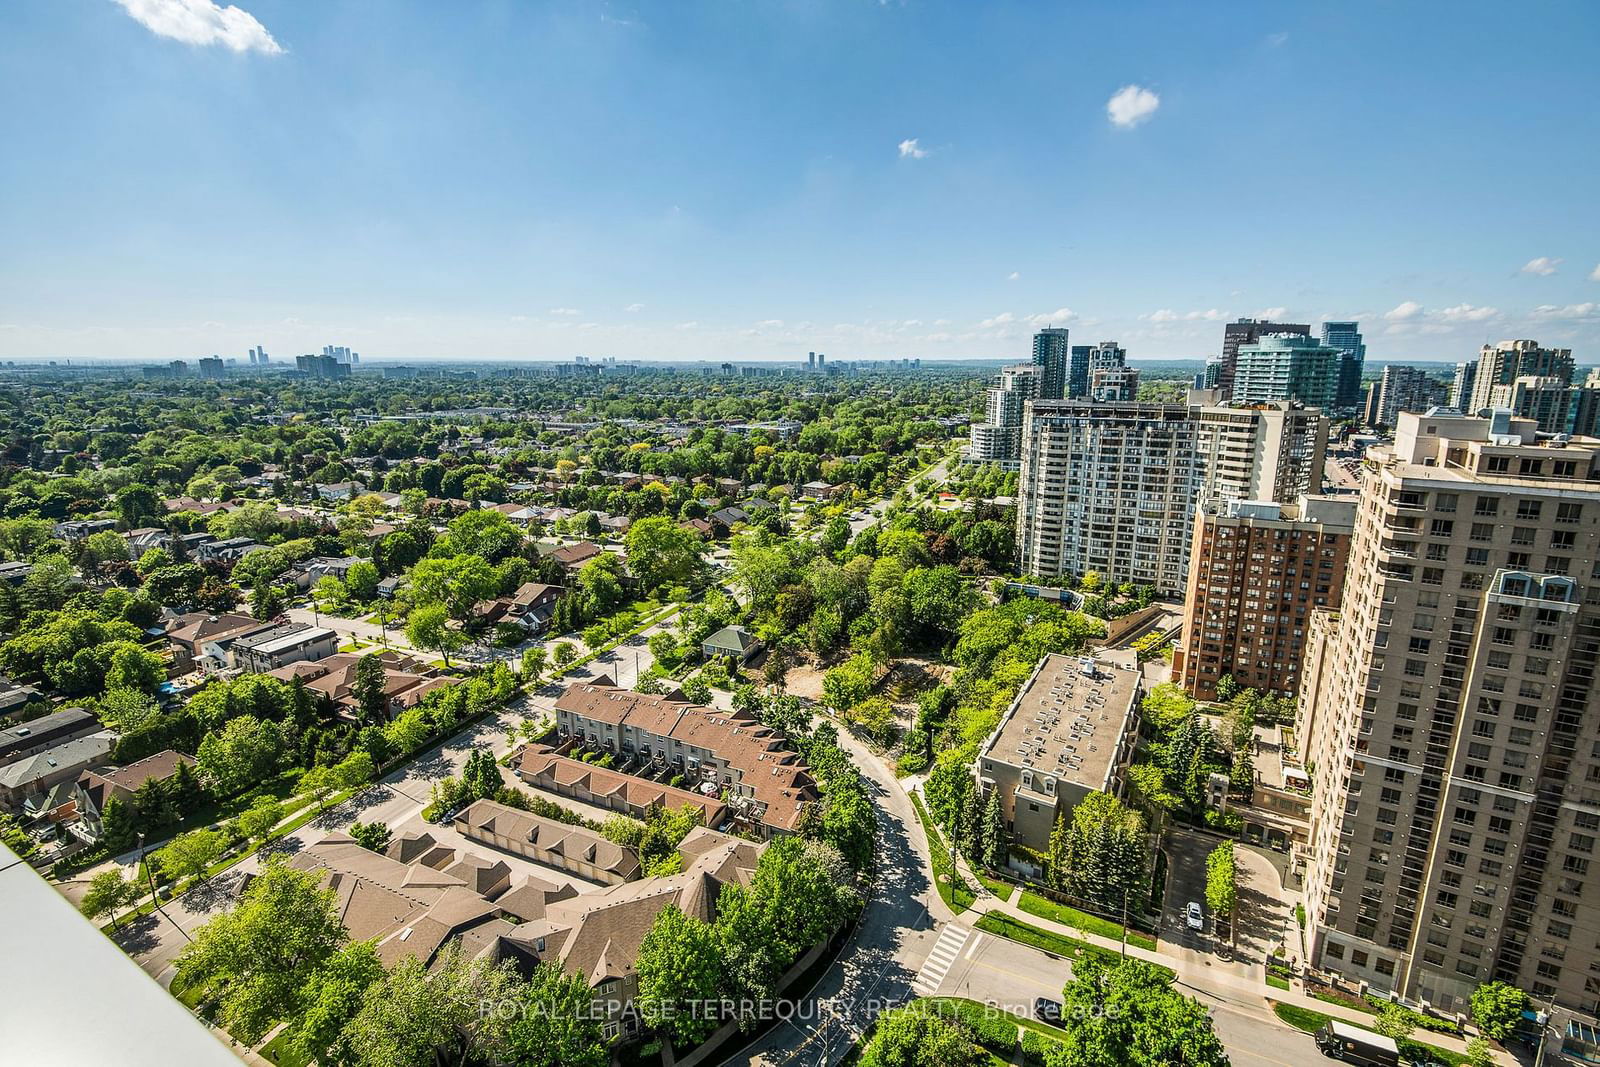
[80,868,141,928]
[1470,981,1531,1042]
[1205,841,1237,948]
[338,943,523,1067]
[1043,956,1229,1067]
[406,602,466,667]
[859,1004,985,1067]
[156,827,225,887]
[177,858,348,1045]
[293,940,385,1067]
[624,516,703,592]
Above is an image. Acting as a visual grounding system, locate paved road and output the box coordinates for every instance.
[718,722,949,1067]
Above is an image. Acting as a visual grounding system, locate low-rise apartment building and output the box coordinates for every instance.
[229,622,339,672]
[976,652,1143,855]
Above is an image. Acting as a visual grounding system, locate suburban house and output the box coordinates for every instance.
[376,576,403,599]
[52,518,118,542]
[163,612,265,673]
[229,622,339,673]
[0,707,101,765]
[702,624,761,664]
[0,730,118,810]
[192,537,258,564]
[553,683,817,836]
[0,676,45,718]
[514,744,728,829]
[541,541,604,575]
[454,799,641,885]
[25,750,195,844]
[800,480,839,500]
[126,528,172,554]
[266,651,458,721]
[0,561,32,585]
[314,481,367,502]
[292,555,365,590]
[476,582,566,633]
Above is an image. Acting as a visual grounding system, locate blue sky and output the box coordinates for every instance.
[1,0,1597,363]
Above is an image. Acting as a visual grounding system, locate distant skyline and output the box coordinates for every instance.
[1,1,1597,363]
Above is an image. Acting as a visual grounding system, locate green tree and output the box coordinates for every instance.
[1205,841,1237,948]
[1048,791,1148,913]
[624,515,704,592]
[156,827,225,887]
[176,858,348,1044]
[80,868,141,928]
[338,943,523,1067]
[410,553,499,620]
[1463,1037,1496,1067]
[504,961,612,1067]
[196,715,287,796]
[975,787,1006,871]
[521,645,548,682]
[406,602,465,667]
[345,560,380,602]
[1470,980,1531,1042]
[576,552,627,616]
[235,796,284,845]
[1043,956,1228,1067]
[352,652,389,725]
[300,765,338,811]
[822,651,875,714]
[293,940,385,1067]
[105,643,165,694]
[98,795,138,853]
[635,904,724,1044]
[1374,1003,1415,1041]
[349,820,391,852]
[859,1004,985,1067]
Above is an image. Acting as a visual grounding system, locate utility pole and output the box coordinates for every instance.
[1121,886,1130,958]
[137,832,190,944]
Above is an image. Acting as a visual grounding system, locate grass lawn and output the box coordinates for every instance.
[259,1030,311,1067]
[908,789,976,913]
[1268,1003,1471,1067]
[1267,975,1291,991]
[1018,890,1159,952]
[972,869,1013,898]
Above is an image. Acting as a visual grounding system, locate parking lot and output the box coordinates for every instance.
[1160,827,1296,967]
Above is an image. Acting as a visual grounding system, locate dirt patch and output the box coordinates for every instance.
[782,663,828,702]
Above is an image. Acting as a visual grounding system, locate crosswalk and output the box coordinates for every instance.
[912,924,972,995]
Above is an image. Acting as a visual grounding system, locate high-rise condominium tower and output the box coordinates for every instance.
[1232,334,1343,410]
[1449,361,1477,410]
[967,364,1038,467]
[1015,394,1327,595]
[1460,338,1576,434]
[1031,327,1071,401]
[1174,495,1354,701]
[1372,365,1449,428]
[1299,410,1600,1016]
[1322,321,1367,410]
[1219,318,1311,399]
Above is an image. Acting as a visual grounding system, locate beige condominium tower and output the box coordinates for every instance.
[1299,409,1600,1016]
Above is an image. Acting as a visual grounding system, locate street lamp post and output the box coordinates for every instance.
[136,832,190,944]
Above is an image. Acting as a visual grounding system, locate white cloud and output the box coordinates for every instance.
[898,138,927,160]
[1435,303,1498,323]
[111,0,283,54]
[1026,308,1076,327]
[674,321,698,330]
[978,312,1015,328]
[1590,264,1600,282]
[1255,306,1289,320]
[1384,301,1423,322]
[755,319,784,329]
[1521,256,1562,276]
[1106,85,1160,128]
[548,307,580,316]
[1265,31,1289,47]
[1531,302,1599,320]
[578,322,599,330]
[625,303,644,313]
[1007,271,1020,281]
[1148,308,1225,324]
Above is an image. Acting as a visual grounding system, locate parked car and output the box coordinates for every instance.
[1186,901,1204,930]
[1034,998,1063,1024]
